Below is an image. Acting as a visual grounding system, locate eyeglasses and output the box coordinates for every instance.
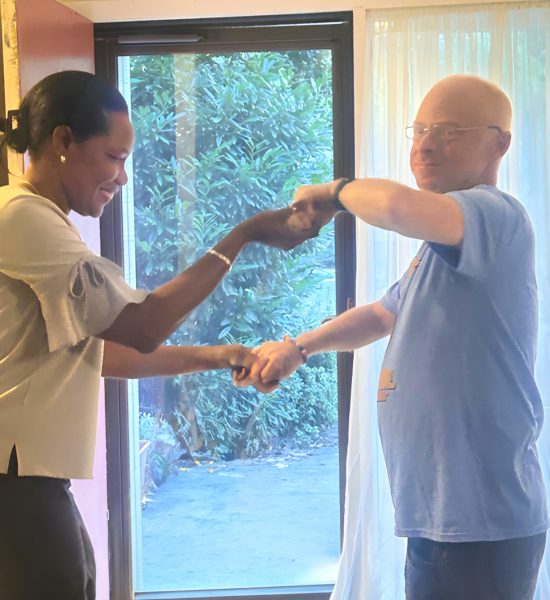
[405,123,503,142]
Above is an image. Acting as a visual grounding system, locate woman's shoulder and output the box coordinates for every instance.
[0,183,73,228]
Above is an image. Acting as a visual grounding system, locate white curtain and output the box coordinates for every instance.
[332,3,550,599]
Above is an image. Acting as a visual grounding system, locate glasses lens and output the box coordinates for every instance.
[432,125,457,141]
[405,125,419,140]
[406,124,460,141]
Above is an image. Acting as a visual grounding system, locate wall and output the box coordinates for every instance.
[59,0,545,22]
[0,2,109,599]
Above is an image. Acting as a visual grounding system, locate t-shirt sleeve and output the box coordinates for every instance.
[0,196,148,352]
[429,187,523,281]
[380,280,401,315]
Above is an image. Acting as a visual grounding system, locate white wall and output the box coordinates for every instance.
[59,0,545,22]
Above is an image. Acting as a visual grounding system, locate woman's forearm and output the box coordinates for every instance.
[99,224,251,353]
[101,341,237,379]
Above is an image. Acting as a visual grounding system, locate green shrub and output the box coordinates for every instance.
[130,49,337,459]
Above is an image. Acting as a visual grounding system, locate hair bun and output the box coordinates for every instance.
[4,109,29,153]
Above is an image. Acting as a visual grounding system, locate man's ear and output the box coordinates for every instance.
[51,125,73,160]
[496,130,512,157]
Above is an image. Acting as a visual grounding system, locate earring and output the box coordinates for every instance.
[60,155,66,164]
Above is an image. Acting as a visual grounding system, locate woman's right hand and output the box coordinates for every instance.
[240,204,336,250]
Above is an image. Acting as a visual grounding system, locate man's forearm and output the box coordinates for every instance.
[297,302,395,355]
[338,179,463,245]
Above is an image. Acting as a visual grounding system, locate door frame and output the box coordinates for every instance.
[95,13,355,600]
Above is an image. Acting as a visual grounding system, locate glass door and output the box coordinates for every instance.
[97,15,355,599]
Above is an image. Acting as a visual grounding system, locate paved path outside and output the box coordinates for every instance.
[139,439,340,592]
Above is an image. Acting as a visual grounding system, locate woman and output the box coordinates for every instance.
[0,70,335,599]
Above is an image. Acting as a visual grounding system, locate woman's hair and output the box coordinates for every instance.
[0,70,128,155]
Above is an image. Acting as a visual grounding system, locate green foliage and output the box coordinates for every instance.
[130,49,337,459]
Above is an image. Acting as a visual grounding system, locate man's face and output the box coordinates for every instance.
[409,85,504,193]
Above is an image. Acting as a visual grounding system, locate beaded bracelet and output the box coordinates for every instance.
[283,335,308,364]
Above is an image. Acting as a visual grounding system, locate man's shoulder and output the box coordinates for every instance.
[451,184,532,230]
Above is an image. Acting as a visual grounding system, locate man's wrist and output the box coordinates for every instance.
[283,335,308,364]
[332,177,354,212]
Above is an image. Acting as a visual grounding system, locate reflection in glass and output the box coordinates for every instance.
[118,49,339,592]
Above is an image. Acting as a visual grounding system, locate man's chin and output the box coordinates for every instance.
[416,176,460,193]
[417,179,444,193]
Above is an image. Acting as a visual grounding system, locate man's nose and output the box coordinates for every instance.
[413,131,438,153]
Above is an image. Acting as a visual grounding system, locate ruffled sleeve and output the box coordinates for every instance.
[0,193,148,352]
[43,255,148,352]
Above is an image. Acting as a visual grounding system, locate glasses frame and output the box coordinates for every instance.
[405,123,503,142]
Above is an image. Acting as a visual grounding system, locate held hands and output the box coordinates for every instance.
[232,338,306,393]
[241,178,349,250]
[291,179,349,216]
[241,207,323,250]
[219,344,258,371]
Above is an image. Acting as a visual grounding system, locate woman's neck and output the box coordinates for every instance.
[23,162,70,214]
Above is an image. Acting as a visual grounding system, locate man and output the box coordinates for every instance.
[235,75,549,599]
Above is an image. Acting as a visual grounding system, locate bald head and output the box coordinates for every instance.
[417,75,512,132]
[410,75,512,193]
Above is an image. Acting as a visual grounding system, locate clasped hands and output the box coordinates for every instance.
[232,338,307,393]
[231,181,346,391]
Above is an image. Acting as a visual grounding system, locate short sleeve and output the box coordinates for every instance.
[0,195,148,352]
[429,187,523,281]
[380,280,401,315]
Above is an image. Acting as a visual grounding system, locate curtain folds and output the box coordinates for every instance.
[332,3,550,598]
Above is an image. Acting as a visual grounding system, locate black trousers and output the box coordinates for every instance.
[405,532,547,600]
[0,448,96,600]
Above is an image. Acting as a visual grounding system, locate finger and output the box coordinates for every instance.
[232,371,250,387]
[292,184,319,204]
[250,356,269,381]
[234,367,249,381]
[239,353,258,371]
[254,380,280,394]
[260,359,284,383]
[232,367,246,381]
[291,198,310,211]
[235,371,258,388]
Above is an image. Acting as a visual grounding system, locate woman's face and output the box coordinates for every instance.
[62,111,134,217]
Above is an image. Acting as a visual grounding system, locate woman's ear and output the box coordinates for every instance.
[51,125,73,162]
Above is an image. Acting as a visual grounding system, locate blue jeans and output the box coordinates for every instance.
[405,533,546,600]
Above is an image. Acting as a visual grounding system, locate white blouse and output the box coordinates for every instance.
[0,184,148,478]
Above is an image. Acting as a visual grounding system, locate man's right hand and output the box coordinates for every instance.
[291,179,349,215]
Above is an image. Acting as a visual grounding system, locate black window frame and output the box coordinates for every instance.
[95,13,356,600]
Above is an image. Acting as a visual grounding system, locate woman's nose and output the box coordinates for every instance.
[116,165,129,186]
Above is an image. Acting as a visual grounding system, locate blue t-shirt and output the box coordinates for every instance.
[378,184,548,542]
